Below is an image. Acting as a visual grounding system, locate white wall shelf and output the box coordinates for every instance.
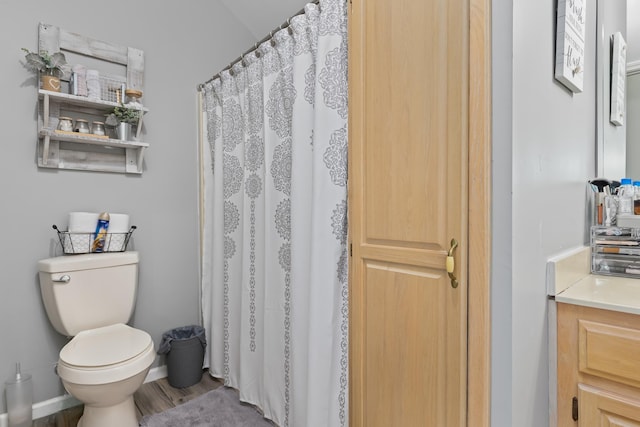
[35,23,148,174]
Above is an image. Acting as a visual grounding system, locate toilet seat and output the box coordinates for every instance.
[57,323,155,385]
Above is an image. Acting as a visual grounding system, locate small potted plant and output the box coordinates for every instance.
[105,103,142,141]
[21,48,67,92]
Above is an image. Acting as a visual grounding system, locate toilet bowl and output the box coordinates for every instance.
[57,324,155,427]
[37,252,154,427]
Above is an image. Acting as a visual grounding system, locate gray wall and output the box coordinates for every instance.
[628,0,640,63]
[492,0,598,426]
[491,0,513,424]
[0,0,259,412]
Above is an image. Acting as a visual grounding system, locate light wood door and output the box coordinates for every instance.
[579,385,640,426]
[348,0,470,425]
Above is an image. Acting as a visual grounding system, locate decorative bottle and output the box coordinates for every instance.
[91,212,110,252]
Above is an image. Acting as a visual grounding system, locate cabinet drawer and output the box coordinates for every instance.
[579,320,640,387]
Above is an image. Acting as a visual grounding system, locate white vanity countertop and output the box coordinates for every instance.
[547,245,640,315]
[555,274,640,315]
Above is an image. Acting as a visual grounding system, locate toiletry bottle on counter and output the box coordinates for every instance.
[618,178,634,216]
[91,212,110,253]
[634,181,640,215]
[5,363,32,427]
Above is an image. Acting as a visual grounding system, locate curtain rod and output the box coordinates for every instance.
[197,0,320,91]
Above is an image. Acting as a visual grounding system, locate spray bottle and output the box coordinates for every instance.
[91,212,110,253]
[4,363,33,427]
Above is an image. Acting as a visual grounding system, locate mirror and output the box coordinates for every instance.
[596,0,640,180]
[596,0,628,180]
[625,0,640,178]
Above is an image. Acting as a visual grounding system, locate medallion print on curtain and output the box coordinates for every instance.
[200,1,348,426]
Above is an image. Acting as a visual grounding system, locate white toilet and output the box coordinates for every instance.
[37,251,155,427]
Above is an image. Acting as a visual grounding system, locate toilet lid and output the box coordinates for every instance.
[60,323,152,368]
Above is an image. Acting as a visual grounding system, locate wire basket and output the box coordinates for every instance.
[99,73,127,103]
[53,224,136,254]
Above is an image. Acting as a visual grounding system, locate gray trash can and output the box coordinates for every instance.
[158,325,206,388]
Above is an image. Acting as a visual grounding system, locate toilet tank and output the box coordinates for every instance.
[38,251,139,337]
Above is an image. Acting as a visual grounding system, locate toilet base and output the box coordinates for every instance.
[78,396,138,427]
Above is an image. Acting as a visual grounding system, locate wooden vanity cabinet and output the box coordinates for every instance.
[557,302,640,426]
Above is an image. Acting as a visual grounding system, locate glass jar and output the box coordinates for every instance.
[125,89,143,104]
[57,117,73,132]
[74,119,90,134]
[91,121,105,136]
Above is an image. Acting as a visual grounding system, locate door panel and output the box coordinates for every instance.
[364,262,446,426]
[363,0,448,246]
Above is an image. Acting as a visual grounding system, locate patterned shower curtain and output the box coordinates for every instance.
[200,1,348,426]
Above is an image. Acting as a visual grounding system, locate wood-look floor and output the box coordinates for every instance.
[33,370,223,427]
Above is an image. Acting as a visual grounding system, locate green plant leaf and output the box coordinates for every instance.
[21,48,66,75]
[49,52,67,69]
[24,52,46,70]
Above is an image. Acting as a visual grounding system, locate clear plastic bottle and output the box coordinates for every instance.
[5,363,32,427]
[618,178,634,216]
[634,181,640,215]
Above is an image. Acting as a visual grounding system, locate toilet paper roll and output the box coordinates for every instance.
[108,213,130,233]
[105,213,130,252]
[68,212,99,233]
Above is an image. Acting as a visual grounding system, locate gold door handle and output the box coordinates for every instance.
[446,238,459,288]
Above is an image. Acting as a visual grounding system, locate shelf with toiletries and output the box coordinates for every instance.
[54,211,135,254]
[53,225,136,254]
[34,23,147,174]
[37,89,149,174]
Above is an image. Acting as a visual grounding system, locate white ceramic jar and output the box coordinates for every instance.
[58,117,73,132]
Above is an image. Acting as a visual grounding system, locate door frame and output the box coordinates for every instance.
[467,0,491,425]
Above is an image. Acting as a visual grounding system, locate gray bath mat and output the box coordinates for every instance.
[139,386,275,427]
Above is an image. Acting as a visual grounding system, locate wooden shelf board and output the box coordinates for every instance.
[39,90,149,112]
[40,128,149,149]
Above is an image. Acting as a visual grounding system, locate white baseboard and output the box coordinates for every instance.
[0,365,167,427]
[144,365,168,383]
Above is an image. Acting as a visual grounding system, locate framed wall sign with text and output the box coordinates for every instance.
[555,0,586,93]
[610,32,627,126]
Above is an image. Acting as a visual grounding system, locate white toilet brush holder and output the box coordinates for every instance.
[4,363,33,427]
